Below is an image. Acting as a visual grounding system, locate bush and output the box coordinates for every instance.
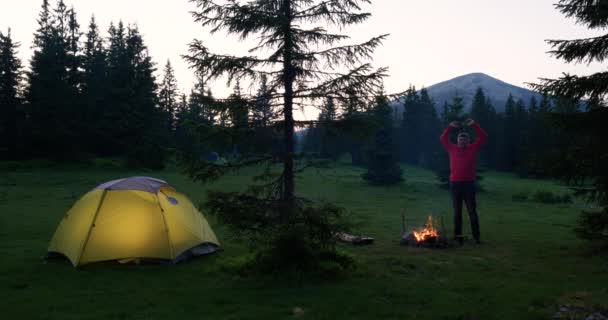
[511,190,572,204]
[512,192,529,202]
[205,191,355,276]
[532,190,572,204]
[575,209,608,248]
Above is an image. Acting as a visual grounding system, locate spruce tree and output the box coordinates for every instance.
[26,0,80,159]
[158,59,179,133]
[188,75,216,124]
[496,94,517,171]
[398,86,440,168]
[363,91,403,185]
[252,75,276,127]
[401,86,421,164]
[228,81,249,129]
[520,95,543,176]
[470,88,492,167]
[124,25,166,169]
[226,82,250,157]
[182,0,388,272]
[103,22,166,168]
[0,29,23,159]
[81,16,108,154]
[65,6,81,96]
[513,98,529,172]
[301,123,321,155]
[530,0,608,247]
[174,93,191,153]
[102,21,130,155]
[341,87,370,166]
[418,88,441,168]
[318,96,340,160]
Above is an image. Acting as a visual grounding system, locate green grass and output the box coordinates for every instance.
[1,162,607,319]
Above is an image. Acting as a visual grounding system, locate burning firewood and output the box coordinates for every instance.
[400,214,451,248]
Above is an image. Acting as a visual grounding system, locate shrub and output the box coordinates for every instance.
[205,191,354,276]
[512,192,529,202]
[532,190,572,204]
[574,209,608,248]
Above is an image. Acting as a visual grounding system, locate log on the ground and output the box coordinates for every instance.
[336,232,374,245]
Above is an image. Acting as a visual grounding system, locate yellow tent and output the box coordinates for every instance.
[48,176,220,266]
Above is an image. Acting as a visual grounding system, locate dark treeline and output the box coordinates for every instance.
[1,0,166,167]
[0,0,244,169]
[0,0,585,179]
[301,85,583,181]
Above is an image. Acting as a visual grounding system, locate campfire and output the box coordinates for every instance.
[400,214,450,248]
[412,215,439,242]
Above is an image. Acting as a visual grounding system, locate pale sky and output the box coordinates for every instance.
[1,0,605,119]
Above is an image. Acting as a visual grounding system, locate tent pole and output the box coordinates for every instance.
[75,189,107,267]
[155,192,174,260]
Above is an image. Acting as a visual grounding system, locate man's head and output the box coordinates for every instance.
[457,132,470,147]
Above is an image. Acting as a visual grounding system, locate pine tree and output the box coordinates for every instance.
[175,93,189,128]
[82,15,108,153]
[530,0,608,247]
[65,6,81,96]
[188,75,216,124]
[228,81,249,129]
[482,97,496,169]
[123,25,166,169]
[102,22,166,167]
[174,93,190,153]
[226,82,250,158]
[182,0,388,272]
[178,82,220,159]
[158,59,179,133]
[398,86,440,168]
[418,88,441,168]
[341,87,370,166]
[512,98,529,172]
[26,0,80,159]
[401,86,421,164]
[302,124,321,154]
[519,95,542,176]
[441,101,449,125]
[363,91,403,185]
[318,96,340,160]
[470,88,493,169]
[252,75,276,127]
[496,94,515,171]
[102,21,129,156]
[0,29,23,159]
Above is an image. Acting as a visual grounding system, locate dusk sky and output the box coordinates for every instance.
[1,0,604,119]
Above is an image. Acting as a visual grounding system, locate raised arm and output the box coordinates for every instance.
[440,122,459,150]
[467,119,488,150]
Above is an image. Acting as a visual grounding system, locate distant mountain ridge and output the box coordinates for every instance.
[391,73,543,117]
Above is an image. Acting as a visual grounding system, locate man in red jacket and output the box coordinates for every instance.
[440,118,488,245]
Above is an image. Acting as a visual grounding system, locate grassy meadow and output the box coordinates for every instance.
[1,161,607,319]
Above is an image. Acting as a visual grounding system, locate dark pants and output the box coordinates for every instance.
[450,181,480,240]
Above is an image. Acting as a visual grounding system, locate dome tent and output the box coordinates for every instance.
[48,177,220,266]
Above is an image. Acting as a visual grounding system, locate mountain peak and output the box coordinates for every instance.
[391,73,542,116]
[425,73,539,111]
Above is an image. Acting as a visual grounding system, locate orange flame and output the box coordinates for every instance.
[412,215,439,242]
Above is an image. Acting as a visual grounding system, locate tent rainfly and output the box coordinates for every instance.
[47,176,220,266]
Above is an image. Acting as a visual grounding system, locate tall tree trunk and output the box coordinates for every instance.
[282,0,295,206]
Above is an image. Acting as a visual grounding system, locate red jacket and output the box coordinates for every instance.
[440,123,488,182]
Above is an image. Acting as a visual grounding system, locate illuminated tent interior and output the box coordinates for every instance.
[47,177,220,266]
